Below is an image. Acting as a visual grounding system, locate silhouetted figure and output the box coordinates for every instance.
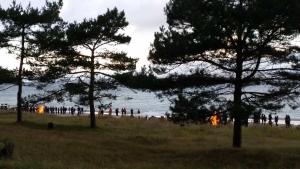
[268,113,273,126]
[261,114,267,124]
[77,107,81,116]
[130,109,134,117]
[285,115,291,128]
[253,112,260,124]
[109,107,112,116]
[115,108,119,116]
[124,108,127,116]
[275,115,279,126]
[222,111,228,125]
[98,106,102,116]
[71,107,75,115]
[165,112,170,120]
[121,108,124,116]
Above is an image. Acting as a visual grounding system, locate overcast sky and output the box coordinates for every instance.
[0,0,169,69]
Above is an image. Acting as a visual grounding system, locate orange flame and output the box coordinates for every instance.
[37,105,45,114]
[210,114,219,126]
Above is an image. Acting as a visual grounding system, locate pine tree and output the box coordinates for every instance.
[149,0,300,147]
[0,0,63,122]
[47,8,137,128]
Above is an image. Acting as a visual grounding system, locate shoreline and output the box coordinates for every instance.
[1,110,299,126]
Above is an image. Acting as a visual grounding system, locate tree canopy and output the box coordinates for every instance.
[0,67,16,84]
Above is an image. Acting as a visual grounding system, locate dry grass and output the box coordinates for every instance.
[0,112,300,169]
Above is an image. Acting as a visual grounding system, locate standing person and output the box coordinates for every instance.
[115,108,119,116]
[98,106,102,117]
[268,113,273,126]
[130,109,134,117]
[121,108,124,116]
[137,109,141,118]
[285,115,291,128]
[124,108,127,116]
[109,107,112,116]
[263,114,267,124]
[222,111,228,125]
[77,107,81,116]
[253,112,260,124]
[71,107,75,115]
[81,107,84,115]
[275,115,279,126]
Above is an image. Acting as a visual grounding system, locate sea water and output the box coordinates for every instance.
[0,84,170,117]
[1,84,300,120]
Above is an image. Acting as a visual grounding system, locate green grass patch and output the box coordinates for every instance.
[0,112,300,169]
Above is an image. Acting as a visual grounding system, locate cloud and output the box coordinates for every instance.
[61,0,168,31]
[0,0,169,68]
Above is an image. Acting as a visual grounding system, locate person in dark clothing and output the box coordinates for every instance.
[77,107,81,116]
[130,109,134,117]
[115,108,119,116]
[275,115,279,126]
[285,115,291,128]
[253,112,261,124]
[268,113,273,126]
[222,111,228,125]
[261,114,267,124]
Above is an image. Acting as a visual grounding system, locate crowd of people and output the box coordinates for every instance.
[0,104,9,110]
[253,113,291,127]
[98,106,141,117]
[206,111,292,128]
[0,103,295,127]
[25,106,85,116]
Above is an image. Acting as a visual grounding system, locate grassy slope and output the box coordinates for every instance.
[0,112,300,169]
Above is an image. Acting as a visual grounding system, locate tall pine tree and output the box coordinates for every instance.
[149,0,300,147]
[0,0,63,122]
[45,8,137,128]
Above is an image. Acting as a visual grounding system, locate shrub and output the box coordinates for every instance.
[0,139,14,159]
[48,122,54,129]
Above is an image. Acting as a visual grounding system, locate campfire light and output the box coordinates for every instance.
[37,105,45,114]
[210,113,219,126]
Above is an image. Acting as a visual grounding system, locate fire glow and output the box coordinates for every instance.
[210,113,219,126]
[36,105,45,114]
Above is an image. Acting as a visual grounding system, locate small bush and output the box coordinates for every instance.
[48,122,54,129]
[0,139,14,159]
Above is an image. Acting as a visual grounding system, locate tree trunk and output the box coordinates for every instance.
[233,49,243,148]
[17,27,25,123]
[232,83,242,148]
[89,50,96,128]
